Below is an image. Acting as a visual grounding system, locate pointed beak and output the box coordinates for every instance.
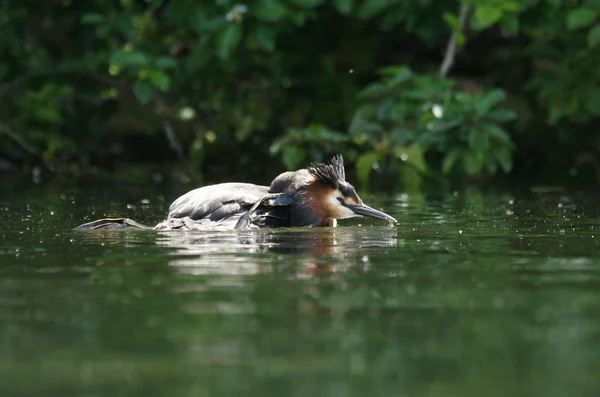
[345,203,397,223]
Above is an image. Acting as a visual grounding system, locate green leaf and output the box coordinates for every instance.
[455,92,474,105]
[356,151,381,188]
[443,12,459,31]
[289,12,308,26]
[500,2,520,12]
[397,144,427,171]
[81,13,105,25]
[357,83,387,99]
[218,23,243,59]
[147,70,171,92]
[281,146,305,169]
[475,89,506,116]
[110,50,148,68]
[501,14,519,36]
[384,67,413,87]
[442,148,462,174]
[357,0,390,19]
[133,81,153,104]
[481,123,512,145]
[567,8,598,30]
[472,5,503,30]
[288,0,324,7]
[253,0,288,21]
[333,0,353,14]
[583,87,600,115]
[154,56,178,69]
[463,150,483,176]
[395,145,425,191]
[34,106,61,123]
[468,127,490,153]
[185,44,211,73]
[588,24,600,47]
[494,147,513,173]
[252,26,276,52]
[485,108,517,123]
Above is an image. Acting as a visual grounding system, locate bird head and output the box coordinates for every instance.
[307,155,397,224]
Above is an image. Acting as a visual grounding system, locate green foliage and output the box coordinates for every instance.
[273,66,515,188]
[1,0,600,186]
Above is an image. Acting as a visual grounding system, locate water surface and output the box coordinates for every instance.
[1,184,599,396]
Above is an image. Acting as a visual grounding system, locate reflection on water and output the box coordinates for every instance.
[1,186,600,396]
[157,227,397,276]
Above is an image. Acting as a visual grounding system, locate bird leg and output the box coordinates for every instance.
[234,193,294,229]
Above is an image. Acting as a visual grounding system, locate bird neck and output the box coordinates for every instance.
[292,181,331,227]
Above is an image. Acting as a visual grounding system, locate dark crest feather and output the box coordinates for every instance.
[307,155,346,188]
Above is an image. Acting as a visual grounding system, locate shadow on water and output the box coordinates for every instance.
[2,185,600,396]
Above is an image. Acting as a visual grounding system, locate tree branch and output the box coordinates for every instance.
[440,4,470,78]
[161,118,197,180]
[0,119,38,155]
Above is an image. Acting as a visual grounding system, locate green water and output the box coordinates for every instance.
[2,184,600,397]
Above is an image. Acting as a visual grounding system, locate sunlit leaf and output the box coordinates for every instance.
[282,146,305,169]
[333,0,353,14]
[147,70,171,92]
[455,92,474,105]
[472,5,503,30]
[566,8,598,30]
[395,145,426,191]
[475,89,506,116]
[34,107,61,123]
[218,23,243,59]
[110,50,148,68]
[356,151,381,188]
[396,144,426,171]
[500,1,520,12]
[443,12,459,31]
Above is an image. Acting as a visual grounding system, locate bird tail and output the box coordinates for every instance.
[73,218,153,231]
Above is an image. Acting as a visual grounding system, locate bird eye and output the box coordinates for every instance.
[337,197,344,204]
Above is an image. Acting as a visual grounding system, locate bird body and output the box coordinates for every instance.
[74,155,396,231]
[155,183,270,230]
